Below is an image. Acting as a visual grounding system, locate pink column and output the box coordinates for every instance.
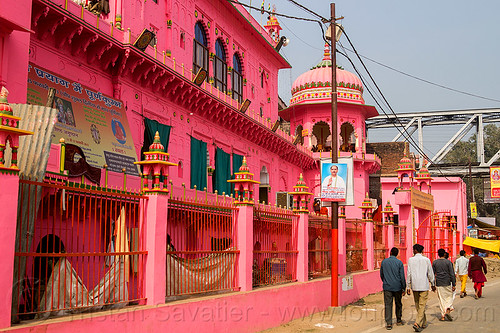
[338,216,346,276]
[237,204,253,291]
[365,221,374,271]
[144,193,168,305]
[0,172,19,328]
[296,212,308,282]
[399,206,413,262]
[387,224,395,251]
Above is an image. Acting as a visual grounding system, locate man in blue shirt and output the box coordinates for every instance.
[380,247,406,330]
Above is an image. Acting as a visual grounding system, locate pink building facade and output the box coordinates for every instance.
[0,0,467,332]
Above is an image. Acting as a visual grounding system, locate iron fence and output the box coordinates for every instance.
[374,223,388,269]
[346,219,365,272]
[12,177,147,322]
[394,225,407,263]
[253,204,298,287]
[308,214,331,278]
[166,195,239,297]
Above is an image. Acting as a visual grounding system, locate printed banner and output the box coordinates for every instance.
[27,63,139,176]
[490,167,500,198]
[320,162,347,202]
[470,202,478,218]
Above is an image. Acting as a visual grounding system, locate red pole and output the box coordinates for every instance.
[330,2,339,308]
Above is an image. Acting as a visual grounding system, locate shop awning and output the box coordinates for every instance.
[463,237,500,253]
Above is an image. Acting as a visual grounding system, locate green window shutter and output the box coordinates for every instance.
[190,137,207,190]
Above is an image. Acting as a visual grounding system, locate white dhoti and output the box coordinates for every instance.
[437,285,454,315]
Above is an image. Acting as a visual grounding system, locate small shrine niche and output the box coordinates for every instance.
[289,173,312,213]
[227,156,260,204]
[396,148,415,190]
[134,131,177,192]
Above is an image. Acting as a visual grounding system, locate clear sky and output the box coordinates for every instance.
[240,0,500,156]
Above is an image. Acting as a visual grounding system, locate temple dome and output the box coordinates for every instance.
[290,44,364,106]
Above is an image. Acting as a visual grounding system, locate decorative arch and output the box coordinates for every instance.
[294,124,304,145]
[232,52,244,75]
[340,122,355,152]
[213,38,228,92]
[279,175,287,191]
[232,52,244,103]
[312,121,330,152]
[214,36,229,61]
[194,20,210,46]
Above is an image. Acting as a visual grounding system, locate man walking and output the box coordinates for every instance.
[455,250,469,297]
[432,248,456,321]
[406,244,435,332]
[380,247,406,330]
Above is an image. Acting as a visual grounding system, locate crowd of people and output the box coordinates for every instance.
[380,244,488,331]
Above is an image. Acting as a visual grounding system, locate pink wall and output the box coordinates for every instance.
[7,272,383,333]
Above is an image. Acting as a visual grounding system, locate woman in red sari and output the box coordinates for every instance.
[468,248,487,299]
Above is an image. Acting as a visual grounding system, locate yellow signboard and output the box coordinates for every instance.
[490,167,500,198]
[301,129,309,137]
[27,63,139,176]
[470,202,478,218]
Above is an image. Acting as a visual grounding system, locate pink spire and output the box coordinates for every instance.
[323,43,331,61]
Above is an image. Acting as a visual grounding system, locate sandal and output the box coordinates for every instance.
[439,317,446,321]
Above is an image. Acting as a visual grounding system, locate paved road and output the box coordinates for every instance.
[261,277,500,333]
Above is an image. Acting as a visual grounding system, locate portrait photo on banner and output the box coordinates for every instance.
[321,162,347,202]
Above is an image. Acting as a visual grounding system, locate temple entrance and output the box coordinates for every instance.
[311,121,330,152]
[416,210,458,260]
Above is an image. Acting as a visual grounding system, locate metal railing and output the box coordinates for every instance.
[12,177,146,322]
[253,204,298,287]
[374,223,388,269]
[166,196,239,297]
[346,220,365,272]
[308,214,331,278]
[394,225,407,263]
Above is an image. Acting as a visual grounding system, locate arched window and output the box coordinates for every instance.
[193,22,209,77]
[213,39,227,92]
[232,53,243,103]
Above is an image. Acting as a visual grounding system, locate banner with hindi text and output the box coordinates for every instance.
[27,63,139,176]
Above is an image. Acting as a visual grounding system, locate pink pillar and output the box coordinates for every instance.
[237,204,253,291]
[144,193,168,305]
[296,212,308,282]
[0,172,19,328]
[387,224,395,251]
[398,206,413,262]
[338,216,346,276]
[365,221,374,271]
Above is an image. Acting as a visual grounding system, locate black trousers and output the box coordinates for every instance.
[383,290,403,325]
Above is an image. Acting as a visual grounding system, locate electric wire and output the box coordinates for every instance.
[231,0,466,181]
[341,47,500,104]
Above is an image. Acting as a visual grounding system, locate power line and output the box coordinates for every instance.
[226,0,329,44]
[279,19,323,51]
[341,47,500,104]
[285,0,327,21]
[233,0,459,181]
